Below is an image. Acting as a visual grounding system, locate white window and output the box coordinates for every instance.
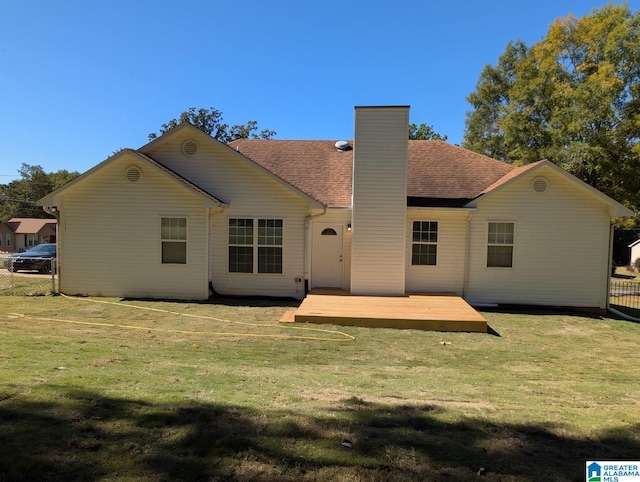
[487,222,514,268]
[229,218,283,274]
[6,234,10,247]
[27,234,38,247]
[161,217,187,264]
[411,221,438,266]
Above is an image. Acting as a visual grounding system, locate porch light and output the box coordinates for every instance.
[347,224,352,231]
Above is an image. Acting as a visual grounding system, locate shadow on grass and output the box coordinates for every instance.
[0,388,637,481]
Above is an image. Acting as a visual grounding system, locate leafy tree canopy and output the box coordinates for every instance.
[148,107,276,143]
[463,3,640,212]
[409,123,448,140]
[0,164,79,220]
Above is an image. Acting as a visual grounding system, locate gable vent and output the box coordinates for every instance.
[182,140,198,156]
[125,166,142,182]
[532,177,548,193]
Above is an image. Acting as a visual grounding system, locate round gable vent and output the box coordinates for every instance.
[182,140,198,156]
[532,177,548,193]
[125,166,142,182]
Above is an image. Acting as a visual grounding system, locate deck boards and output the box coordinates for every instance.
[290,292,487,333]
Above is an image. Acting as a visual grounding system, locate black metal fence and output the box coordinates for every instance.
[609,279,640,318]
[0,256,57,296]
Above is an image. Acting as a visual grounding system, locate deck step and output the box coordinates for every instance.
[293,294,487,333]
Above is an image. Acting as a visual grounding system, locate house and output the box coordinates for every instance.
[37,106,633,310]
[0,218,57,252]
[629,238,640,267]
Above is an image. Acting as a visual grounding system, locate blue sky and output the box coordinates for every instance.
[1,0,637,182]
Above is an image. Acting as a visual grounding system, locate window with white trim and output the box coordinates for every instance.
[487,222,514,268]
[27,234,38,247]
[411,221,438,266]
[229,218,283,273]
[161,217,187,264]
[6,234,10,247]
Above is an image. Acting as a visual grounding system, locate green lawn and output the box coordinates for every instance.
[1,295,639,481]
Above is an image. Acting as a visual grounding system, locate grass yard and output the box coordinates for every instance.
[0,295,639,481]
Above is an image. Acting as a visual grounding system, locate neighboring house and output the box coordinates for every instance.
[629,239,640,267]
[38,106,633,310]
[0,218,57,252]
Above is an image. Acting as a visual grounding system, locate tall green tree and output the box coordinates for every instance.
[0,164,79,220]
[148,107,276,142]
[463,4,640,211]
[408,123,448,140]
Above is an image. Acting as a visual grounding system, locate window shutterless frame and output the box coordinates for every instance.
[161,217,188,264]
[411,221,438,266]
[228,218,283,274]
[486,222,514,268]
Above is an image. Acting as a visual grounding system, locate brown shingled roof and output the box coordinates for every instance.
[7,218,56,233]
[229,139,515,207]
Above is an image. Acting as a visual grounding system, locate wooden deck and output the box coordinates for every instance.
[286,291,487,333]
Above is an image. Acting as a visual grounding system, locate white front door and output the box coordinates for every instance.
[312,224,344,288]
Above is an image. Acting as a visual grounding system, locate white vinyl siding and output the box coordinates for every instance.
[53,153,209,300]
[466,166,612,309]
[145,130,309,299]
[405,209,468,295]
[351,106,408,295]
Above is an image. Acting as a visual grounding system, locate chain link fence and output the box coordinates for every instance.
[0,254,57,296]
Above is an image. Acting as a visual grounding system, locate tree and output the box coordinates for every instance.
[0,164,79,220]
[408,123,448,141]
[463,4,640,211]
[148,107,276,142]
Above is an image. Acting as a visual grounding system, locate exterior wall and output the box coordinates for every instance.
[350,106,409,295]
[0,224,13,252]
[55,153,210,299]
[630,242,640,266]
[145,132,310,299]
[405,208,469,295]
[466,165,612,309]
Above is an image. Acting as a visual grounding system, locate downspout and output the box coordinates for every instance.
[304,206,327,295]
[462,211,473,300]
[605,218,615,312]
[207,205,228,297]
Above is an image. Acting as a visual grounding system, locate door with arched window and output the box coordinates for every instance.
[312,224,344,288]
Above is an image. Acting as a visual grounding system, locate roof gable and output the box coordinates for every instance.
[471,160,634,217]
[140,124,324,208]
[38,149,226,208]
[6,218,56,233]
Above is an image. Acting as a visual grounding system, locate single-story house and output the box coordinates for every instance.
[0,218,57,252]
[38,106,633,310]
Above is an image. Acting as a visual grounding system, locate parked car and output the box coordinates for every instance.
[3,243,57,273]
